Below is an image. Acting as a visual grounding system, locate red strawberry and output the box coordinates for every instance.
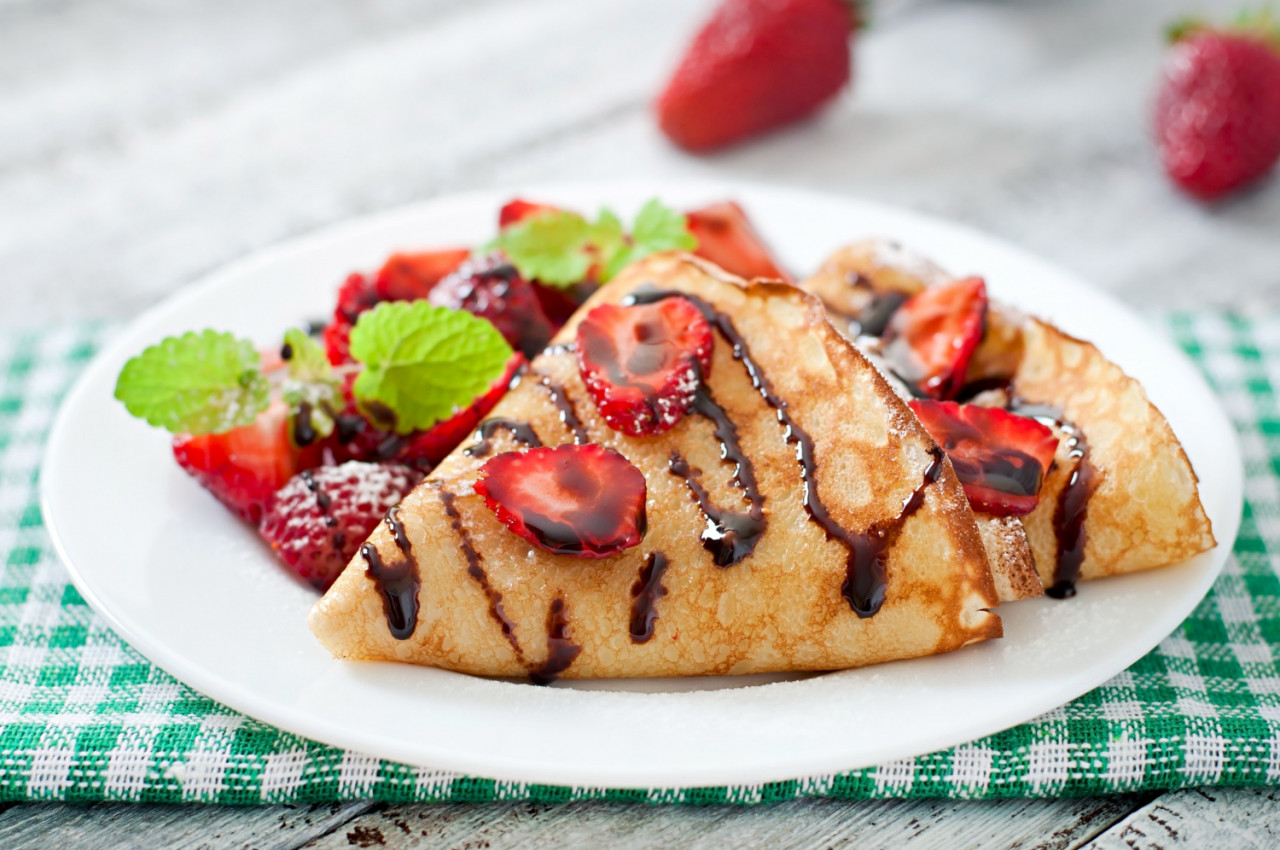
[428,255,556,359]
[655,0,854,152]
[475,444,647,557]
[172,402,320,525]
[498,199,563,228]
[259,461,423,591]
[882,276,988,400]
[324,272,380,365]
[398,351,526,466]
[685,202,791,281]
[1155,17,1280,200]
[534,281,595,328]
[374,248,471,301]
[908,400,1059,517]
[576,298,713,436]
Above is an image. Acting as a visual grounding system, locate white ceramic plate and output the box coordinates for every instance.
[42,181,1241,789]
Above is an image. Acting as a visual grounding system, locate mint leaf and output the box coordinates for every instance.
[491,210,593,287]
[281,328,342,440]
[114,330,269,435]
[603,199,698,280]
[349,301,514,434]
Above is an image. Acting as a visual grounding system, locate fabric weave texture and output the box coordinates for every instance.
[1,316,1277,805]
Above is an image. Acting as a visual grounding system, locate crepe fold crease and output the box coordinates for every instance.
[309,253,1004,679]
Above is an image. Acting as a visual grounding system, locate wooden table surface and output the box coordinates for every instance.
[4,0,1279,846]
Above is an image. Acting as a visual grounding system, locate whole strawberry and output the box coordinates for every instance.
[655,0,855,152]
[1155,13,1280,200]
[259,461,423,591]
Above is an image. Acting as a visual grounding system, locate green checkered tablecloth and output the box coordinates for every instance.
[1,316,1277,806]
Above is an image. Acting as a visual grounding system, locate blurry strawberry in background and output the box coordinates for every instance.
[1154,10,1280,200]
[655,0,859,152]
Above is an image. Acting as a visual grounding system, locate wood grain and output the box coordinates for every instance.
[1082,788,1280,850]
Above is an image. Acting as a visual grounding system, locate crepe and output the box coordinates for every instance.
[798,239,1215,597]
[310,253,1002,679]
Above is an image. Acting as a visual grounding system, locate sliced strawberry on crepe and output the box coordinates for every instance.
[882,276,987,400]
[475,444,648,557]
[909,400,1058,517]
[686,202,791,281]
[576,296,713,436]
[374,248,471,302]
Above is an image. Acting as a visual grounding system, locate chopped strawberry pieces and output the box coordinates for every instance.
[686,202,791,281]
[324,272,380,365]
[259,461,423,591]
[428,255,555,359]
[498,199,562,228]
[576,297,713,436]
[475,444,647,557]
[172,402,320,525]
[909,400,1059,517]
[374,248,470,301]
[883,276,988,400]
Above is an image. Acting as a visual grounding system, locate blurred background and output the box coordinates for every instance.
[2,0,1277,330]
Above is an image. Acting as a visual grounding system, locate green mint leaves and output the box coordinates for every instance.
[113,330,270,436]
[492,198,696,288]
[349,301,513,434]
[280,328,342,440]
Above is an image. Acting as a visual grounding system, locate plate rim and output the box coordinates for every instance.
[40,178,1243,789]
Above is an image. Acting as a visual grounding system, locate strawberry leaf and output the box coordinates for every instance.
[349,301,514,434]
[114,330,269,435]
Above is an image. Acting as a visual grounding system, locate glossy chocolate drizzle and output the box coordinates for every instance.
[464,418,543,458]
[629,288,941,618]
[360,505,420,640]
[629,551,669,643]
[668,451,765,567]
[439,489,524,660]
[1009,401,1097,599]
[529,597,582,684]
[537,375,589,444]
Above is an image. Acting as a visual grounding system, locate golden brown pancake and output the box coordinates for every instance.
[797,240,1215,598]
[310,253,1002,679]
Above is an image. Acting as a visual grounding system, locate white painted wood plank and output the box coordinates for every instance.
[1081,788,1280,850]
[0,800,376,850]
[297,795,1151,850]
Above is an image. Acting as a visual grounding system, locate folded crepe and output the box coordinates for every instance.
[799,240,1215,598]
[310,253,1004,680]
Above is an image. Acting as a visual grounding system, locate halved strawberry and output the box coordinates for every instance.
[498,198,563,228]
[172,401,321,525]
[475,444,647,557]
[686,202,791,282]
[374,248,470,301]
[576,298,713,436]
[428,255,555,359]
[883,276,987,399]
[908,399,1058,517]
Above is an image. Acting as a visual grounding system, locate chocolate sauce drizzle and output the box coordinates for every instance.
[1010,401,1098,599]
[537,375,589,444]
[528,597,582,685]
[629,288,942,618]
[668,452,766,567]
[360,505,420,640]
[629,551,669,643]
[465,418,543,458]
[438,489,524,660]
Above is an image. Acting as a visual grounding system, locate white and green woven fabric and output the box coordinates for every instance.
[1,316,1277,805]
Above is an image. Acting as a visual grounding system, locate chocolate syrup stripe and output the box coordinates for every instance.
[464,418,543,458]
[628,288,943,618]
[1009,401,1097,599]
[528,597,583,684]
[536,374,590,444]
[360,505,420,640]
[438,489,525,662]
[629,551,669,643]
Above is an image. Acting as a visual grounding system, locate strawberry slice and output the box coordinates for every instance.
[172,401,321,525]
[882,276,988,399]
[686,202,791,282]
[498,198,563,228]
[374,248,471,301]
[475,444,647,557]
[909,400,1059,517]
[576,298,714,436]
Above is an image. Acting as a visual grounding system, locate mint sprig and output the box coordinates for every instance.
[280,328,342,441]
[492,198,697,288]
[114,330,270,435]
[349,301,514,434]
